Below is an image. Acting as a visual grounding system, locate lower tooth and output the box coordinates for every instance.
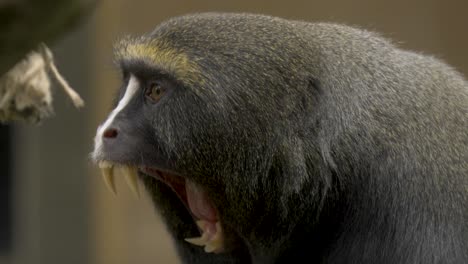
[204,244,217,253]
[205,222,224,253]
[185,221,224,253]
[184,232,209,246]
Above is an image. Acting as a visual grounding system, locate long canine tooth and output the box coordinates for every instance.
[100,167,116,195]
[184,232,209,246]
[121,165,140,198]
[98,160,113,169]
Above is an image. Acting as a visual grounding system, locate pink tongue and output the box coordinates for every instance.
[186,180,218,222]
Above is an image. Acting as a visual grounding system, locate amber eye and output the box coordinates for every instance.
[145,81,165,103]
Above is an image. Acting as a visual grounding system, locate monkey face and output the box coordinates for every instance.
[92,57,235,254]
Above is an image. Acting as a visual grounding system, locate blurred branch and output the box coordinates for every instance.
[0,0,96,75]
[0,0,96,123]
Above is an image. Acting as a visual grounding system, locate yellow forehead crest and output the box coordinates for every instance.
[114,38,201,85]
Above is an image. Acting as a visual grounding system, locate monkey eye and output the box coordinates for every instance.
[145,81,166,103]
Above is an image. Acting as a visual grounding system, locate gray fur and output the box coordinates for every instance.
[102,13,468,263]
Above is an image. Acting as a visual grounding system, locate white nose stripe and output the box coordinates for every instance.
[94,75,140,148]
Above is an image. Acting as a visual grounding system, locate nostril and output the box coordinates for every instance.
[103,128,118,138]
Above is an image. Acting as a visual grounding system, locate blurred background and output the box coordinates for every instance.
[0,0,467,263]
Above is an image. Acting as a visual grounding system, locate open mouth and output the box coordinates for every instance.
[97,161,225,253]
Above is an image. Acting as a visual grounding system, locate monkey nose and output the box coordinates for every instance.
[103,128,118,138]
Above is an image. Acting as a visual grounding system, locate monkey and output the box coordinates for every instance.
[91,13,468,264]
